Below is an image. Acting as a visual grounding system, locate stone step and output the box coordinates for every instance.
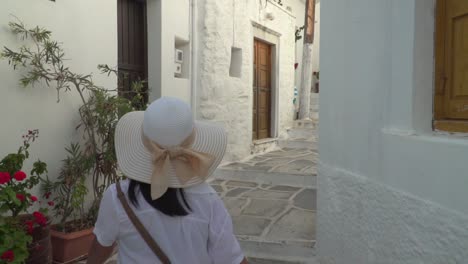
[242,240,318,264]
[251,138,278,155]
[309,111,319,120]
[287,127,316,139]
[278,139,316,150]
[294,120,317,129]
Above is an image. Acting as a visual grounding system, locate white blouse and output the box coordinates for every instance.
[93,180,244,264]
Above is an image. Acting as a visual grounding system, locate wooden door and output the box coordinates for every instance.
[118,0,148,104]
[435,0,468,121]
[253,40,272,140]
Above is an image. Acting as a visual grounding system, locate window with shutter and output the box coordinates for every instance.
[434,0,468,132]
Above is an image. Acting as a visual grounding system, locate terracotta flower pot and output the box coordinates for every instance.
[16,214,52,264]
[26,224,52,264]
[50,227,95,263]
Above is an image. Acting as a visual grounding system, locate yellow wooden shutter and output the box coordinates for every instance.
[434,0,468,132]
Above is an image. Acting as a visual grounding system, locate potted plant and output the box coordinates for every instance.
[41,143,94,263]
[0,130,51,264]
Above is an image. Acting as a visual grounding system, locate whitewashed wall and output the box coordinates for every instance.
[195,0,296,161]
[289,0,320,91]
[147,0,192,104]
[318,0,468,263]
[0,0,117,195]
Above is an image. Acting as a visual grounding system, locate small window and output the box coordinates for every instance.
[434,0,468,132]
[229,47,242,78]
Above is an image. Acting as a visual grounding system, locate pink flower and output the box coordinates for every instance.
[30,196,38,202]
[0,172,11,184]
[47,201,54,206]
[44,192,51,199]
[1,250,14,262]
[16,193,25,202]
[13,171,26,181]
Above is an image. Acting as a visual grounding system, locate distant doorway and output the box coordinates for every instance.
[253,39,272,140]
[117,0,148,104]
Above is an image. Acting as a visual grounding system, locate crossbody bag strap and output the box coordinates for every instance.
[115,181,171,264]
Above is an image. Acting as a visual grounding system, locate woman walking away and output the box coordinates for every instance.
[87,97,247,264]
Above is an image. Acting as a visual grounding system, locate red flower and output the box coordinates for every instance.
[13,171,27,181]
[1,250,14,262]
[44,192,51,199]
[47,201,54,206]
[30,196,38,202]
[0,172,11,184]
[25,220,34,234]
[32,211,47,226]
[16,193,25,202]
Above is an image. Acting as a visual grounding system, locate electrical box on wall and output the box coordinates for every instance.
[174,62,182,76]
[175,49,183,63]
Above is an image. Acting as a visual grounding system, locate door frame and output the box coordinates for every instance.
[252,22,280,141]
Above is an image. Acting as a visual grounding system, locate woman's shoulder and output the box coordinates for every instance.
[102,179,131,198]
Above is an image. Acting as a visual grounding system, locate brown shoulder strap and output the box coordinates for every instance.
[116,181,171,264]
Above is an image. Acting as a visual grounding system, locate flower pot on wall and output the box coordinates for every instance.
[15,214,53,264]
[50,227,95,263]
[26,224,52,264]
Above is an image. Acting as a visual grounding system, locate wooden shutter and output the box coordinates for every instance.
[434,0,468,132]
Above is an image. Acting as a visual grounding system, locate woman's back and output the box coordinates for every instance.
[94,180,244,264]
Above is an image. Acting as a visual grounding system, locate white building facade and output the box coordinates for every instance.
[0,0,308,178]
[318,0,468,263]
[193,0,298,161]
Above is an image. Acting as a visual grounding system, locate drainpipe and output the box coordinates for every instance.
[190,0,198,118]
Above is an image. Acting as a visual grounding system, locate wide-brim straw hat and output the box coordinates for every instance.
[115,97,227,199]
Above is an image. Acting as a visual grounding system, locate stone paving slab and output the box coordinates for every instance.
[220,148,317,176]
[210,179,316,246]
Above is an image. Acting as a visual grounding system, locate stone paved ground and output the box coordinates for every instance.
[215,147,317,188]
[210,179,316,246]
[223,148,317,175]
[210,178,316,264]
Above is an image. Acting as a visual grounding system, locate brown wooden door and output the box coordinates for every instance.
[435,0,468,120]
[118,0,148,104]
[253,39,272,140]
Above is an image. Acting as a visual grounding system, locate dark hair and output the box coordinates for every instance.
[128,179,191,216]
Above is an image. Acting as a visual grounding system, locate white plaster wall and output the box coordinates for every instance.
[318,0,468,262]
[318,163,468,264]
[147,0,191,104]
[195,0,296,161]
[0,0,117,193]
[289,0,320,91]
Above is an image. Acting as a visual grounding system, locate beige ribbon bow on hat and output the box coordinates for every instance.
[142,130,216,199]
